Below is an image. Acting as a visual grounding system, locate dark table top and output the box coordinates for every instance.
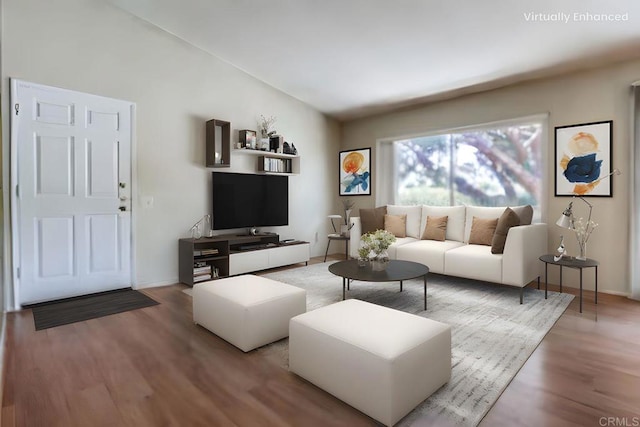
[539,254,599,268]
[328,259,429,282]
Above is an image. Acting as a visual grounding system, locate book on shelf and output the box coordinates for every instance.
[193,274,212,282]
[193,265,212,275]
[263,157,292,173]
[199,248,219,256]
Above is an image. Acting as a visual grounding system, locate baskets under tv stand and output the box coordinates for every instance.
[179,233,310,286]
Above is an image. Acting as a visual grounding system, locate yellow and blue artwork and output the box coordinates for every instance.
[339,148,371,196]
[555,120,612,197]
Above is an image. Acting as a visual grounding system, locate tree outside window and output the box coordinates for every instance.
[394,123,542,208]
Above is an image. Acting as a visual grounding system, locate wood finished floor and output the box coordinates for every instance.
[2,255,640,426]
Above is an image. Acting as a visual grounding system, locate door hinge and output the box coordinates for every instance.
[14,103,19,116]
[15,185,19,198]
[16,267,20,279]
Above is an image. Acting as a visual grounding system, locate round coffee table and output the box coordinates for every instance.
[328,260,430,310]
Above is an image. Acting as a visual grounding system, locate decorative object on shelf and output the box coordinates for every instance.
[258,115,277,151]
[555,168,621,260]
[269,135,284,152]
[360,229,396,271]
[259,115,277,138]
[239,129,257,149]
[339,147,371,196]
[189,214,213,239]
[553,235,567,262]
[283,141,297,155]
[555,120,612,196]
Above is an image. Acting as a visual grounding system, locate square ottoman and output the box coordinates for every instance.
[193,274,306,352]
[289,299,451,426]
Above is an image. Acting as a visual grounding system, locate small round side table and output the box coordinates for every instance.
[539,254,598,313]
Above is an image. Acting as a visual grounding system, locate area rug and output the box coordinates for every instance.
[31,288,159,331]
[255,262,573,426]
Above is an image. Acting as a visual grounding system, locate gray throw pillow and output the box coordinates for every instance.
[511,205,533,225]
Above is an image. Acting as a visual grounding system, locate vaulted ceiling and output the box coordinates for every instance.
[108,0,640,120]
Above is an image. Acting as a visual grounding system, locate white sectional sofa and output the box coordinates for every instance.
[348,205,547,303]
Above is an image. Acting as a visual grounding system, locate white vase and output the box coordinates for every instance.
[576,240,587,261]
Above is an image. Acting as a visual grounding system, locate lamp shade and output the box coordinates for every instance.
[556,213,572,229]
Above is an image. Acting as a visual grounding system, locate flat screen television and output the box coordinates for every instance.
[212,172,288,230]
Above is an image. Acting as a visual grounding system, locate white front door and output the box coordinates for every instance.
[11,79,134,306]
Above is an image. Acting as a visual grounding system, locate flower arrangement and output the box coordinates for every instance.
[361,229,396,259]
[360,229,396,270]
[259,115,277,138]
[573,217,597,260]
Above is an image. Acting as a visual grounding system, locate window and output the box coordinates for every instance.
[380,116,545,212]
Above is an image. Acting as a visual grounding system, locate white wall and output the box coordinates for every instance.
[1,0,339,298]
[342,59,640,296]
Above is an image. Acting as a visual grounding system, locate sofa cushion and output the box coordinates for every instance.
[385,214,407,238]
[444,244,502,284]
[396,240,464,274]
[387,237,419,259]
[360,206,387,234]
[511,205,534,225]
[388,205,422,238]
[421,216,448,241]
[491,208,520,254]
[469,217,498,246]
[422,205,466,242]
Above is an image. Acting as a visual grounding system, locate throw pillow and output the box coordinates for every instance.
[384,214,407,238]
[468,217,498,246]
[360,206,387,234]
[491,208,520,254]
[421,215,448,241]
[511,204,533,225]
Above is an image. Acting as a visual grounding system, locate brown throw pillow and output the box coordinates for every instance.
[360,206,387,234]
[468,217,498,246]
[491,208,521,254]
[421,215,448,241]
[384,214,407,238]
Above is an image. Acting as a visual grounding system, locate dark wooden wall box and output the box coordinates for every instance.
[206,119,231,167]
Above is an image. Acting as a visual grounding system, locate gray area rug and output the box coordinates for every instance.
[255,262,574,426]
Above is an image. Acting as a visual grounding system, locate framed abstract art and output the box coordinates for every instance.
[339,148,371,196]
[554,120,613,197]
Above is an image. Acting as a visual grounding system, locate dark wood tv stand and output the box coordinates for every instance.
[179,233,310,286]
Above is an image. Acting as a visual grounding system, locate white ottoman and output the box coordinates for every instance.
[289,299,451,427]
[193,275,306,352]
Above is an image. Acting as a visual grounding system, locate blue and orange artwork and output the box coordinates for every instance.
[340,148,371,195]
[556,122,611,196]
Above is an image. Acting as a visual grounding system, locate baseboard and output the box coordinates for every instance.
[601,289,631,297]
[134,278,179,289]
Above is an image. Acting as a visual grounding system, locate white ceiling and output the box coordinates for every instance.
[108,0,640,120]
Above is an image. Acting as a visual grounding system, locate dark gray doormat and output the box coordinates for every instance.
[29,288,159,331]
